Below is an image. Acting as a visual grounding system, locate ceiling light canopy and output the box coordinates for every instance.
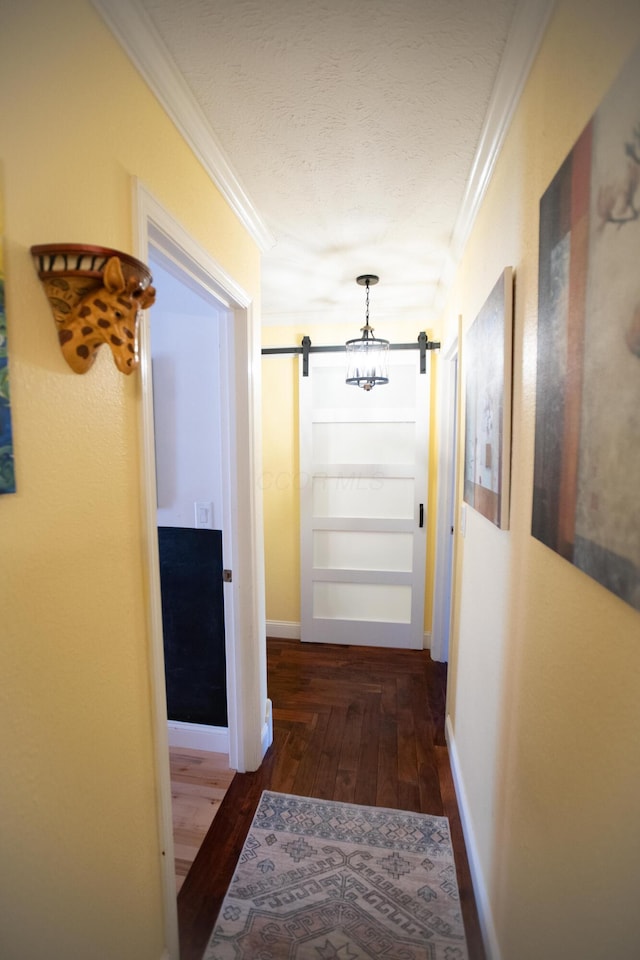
[345,275,389,391]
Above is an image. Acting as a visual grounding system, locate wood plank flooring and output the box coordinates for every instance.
[169,747,235,893]
[177,638,486,960]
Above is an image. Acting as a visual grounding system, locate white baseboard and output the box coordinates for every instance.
[445,715,502,960]
[167,720,229,754]
[267,622,432,648]
[266,620,301,640]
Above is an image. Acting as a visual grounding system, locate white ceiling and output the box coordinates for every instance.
[95,0,553,328]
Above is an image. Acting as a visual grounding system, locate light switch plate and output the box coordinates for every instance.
[194,501,214,529]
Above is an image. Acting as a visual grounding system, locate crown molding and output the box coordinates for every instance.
[433,0,556,312]
[91,0,276,254]
[92,0,555,308]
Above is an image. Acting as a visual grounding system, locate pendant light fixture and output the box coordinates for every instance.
[345,274,389,391]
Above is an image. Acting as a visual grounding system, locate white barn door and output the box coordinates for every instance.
[300,350,429,648]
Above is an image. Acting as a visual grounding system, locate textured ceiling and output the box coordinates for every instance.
[137,0,520,327]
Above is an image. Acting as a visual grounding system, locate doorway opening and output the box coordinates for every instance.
[149,249,235,894]
[134,181,270,959]
[150,250,230,749]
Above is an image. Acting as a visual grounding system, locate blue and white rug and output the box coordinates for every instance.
[204,790,468,959]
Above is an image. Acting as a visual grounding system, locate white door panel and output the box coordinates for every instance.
[312,421,416,462]
[312,476,415,519]
[313,530,413,571]
[300,350,429,648]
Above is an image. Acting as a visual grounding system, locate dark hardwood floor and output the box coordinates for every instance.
[177,638,486,960]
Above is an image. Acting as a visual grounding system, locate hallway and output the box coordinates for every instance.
[178,638,485,960]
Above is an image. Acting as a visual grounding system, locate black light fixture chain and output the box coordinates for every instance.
[365,277,370,327]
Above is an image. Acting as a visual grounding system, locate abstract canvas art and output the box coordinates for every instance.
[532,45,640,611]
[0,186,16,495]
[463,267,513,529]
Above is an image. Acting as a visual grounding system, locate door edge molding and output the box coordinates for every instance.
[432,337,459,663]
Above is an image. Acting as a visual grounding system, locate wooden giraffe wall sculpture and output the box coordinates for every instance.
[31,244,156,375]
[58,256,156,374]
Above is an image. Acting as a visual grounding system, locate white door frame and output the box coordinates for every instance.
[431,337,459,662]
[133,180,270,959]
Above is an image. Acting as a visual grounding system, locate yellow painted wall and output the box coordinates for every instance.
[0,2,259,958]
[443,2,640,957]
[262,319,440,635]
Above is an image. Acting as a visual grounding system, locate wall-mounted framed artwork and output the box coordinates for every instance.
[463,267,514,529]
[0,185,16,495]
[532,44,640,611]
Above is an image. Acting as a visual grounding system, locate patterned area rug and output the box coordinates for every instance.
[204,790,468,959]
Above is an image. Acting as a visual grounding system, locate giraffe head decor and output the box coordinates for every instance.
[31,243,156,374]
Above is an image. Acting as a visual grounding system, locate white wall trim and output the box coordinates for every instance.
[267,620,431,650]
[431,337,459,663]
[433,0,556,310]
[261,698,274,757]
[133,187,180,960]
[143,194,251,310]
[91,0,275,254]
[266,620,301,640]
[445,715,502,960]
[167,721,229,754]
[265,623,433,648]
